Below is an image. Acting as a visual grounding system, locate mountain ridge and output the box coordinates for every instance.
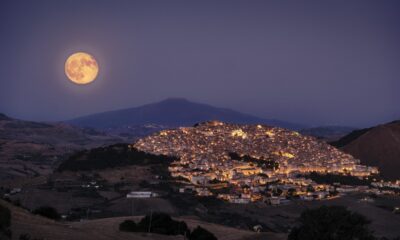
[67,98,305,130]
[0,113,11,121]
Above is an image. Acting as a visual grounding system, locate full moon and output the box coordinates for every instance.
[65,52,99,84]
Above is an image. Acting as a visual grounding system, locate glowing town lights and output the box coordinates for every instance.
[282,152,295,158]
[231,129,247,139]
[273,151,295,158]
[133,121,382,204]
[265,130,275,137]
[160,131,168,136]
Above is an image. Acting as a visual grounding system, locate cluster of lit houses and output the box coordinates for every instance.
[134,121,381,204]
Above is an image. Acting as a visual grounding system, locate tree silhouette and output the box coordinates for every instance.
[0,204,11,239]
[289,205,375,240]
[33,206,60,220]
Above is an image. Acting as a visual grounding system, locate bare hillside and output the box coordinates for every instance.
[0,114,127,180]
[338,121,400,180]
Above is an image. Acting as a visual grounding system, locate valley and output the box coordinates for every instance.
[1,120,400,239]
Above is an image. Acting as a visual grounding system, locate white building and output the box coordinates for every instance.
[126,191,158,198]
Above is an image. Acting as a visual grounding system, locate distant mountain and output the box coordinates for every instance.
[67,98,305,134]
[300,126,357,142]
[0,113,126,180]
[0,113,10,121]
[331,120,400,180]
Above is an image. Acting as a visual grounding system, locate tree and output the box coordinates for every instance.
[0,204,11,239]
[209,179,221,184]
[287,188,297,197]
[139,212,189,235]
[189,226,217,240]
[288,205,375,240]
[33,206,60,220]
[119,212,190,236]
[0,205,11,229]
[272,187,283,196]
[306,185,315,192]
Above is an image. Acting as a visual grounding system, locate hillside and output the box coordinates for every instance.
[0,113,127,180]
[135,121,375,179]
[0,200,285,240]
[330,128,372,148]
[67,98,304,135]
[331,120,400,180]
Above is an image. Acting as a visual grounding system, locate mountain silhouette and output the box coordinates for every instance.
[67,98,304,130]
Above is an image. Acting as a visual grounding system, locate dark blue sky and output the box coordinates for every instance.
[0,0,399,127]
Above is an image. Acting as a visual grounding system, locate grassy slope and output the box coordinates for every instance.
[1,200,286,240]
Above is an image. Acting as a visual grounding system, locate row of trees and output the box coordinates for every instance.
[57,144,175,171]
[119,212,217,240]
[304,172,372,186]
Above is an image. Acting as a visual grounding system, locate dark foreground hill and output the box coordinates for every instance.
[331,120,400,180]
[1,200,280,240]
[67,98,304,135]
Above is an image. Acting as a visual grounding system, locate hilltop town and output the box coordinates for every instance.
[135,121,381,204]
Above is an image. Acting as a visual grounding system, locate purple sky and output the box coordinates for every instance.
[0,0,399,127]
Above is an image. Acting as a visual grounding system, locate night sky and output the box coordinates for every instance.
[1,0,399,127]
